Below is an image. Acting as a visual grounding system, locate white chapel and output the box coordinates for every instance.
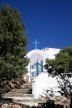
[26,40,61,99]
[27,47,60,81]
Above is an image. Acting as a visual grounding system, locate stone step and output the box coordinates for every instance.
[23,83,32,86]
[9,91,32,94]
[11,89,31,92]
[11,88,32,91]
[3,96,35,100]
[2,82,40,107]
[21,86,32,89]
[5,91,32,95]
[3,94,34,97]
[16,101,38,107]
[3,97,41,107]
[6,89,32,94]
[14,99,42,103]
[22,84,32,86]
[23,85,32,87]
[21,84,32,88]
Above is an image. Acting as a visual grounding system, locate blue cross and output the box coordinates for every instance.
[33,40,40,49]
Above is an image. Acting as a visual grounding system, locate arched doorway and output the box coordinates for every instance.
[30,53,44,80]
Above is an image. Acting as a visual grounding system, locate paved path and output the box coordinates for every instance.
[2,83,42,107]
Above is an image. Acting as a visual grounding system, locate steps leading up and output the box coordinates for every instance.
[3,94,34,97]
[2,82,42,107]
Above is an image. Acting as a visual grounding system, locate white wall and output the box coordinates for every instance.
[32,72,61,99]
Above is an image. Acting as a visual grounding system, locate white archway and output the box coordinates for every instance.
[27,49,45,80]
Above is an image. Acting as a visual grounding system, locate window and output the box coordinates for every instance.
[32,65,34,69]
[32,72,34,77]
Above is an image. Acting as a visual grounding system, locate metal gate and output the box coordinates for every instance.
[30,60,43,80]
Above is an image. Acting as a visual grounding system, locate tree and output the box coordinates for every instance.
[45,46,72,98]
[0,4,29,80]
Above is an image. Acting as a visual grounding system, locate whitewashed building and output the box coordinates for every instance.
[26,41,61,98]
[27,47,60,81]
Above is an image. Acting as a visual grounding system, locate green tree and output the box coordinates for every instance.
[45,46,72,98]
[0,4,29,80]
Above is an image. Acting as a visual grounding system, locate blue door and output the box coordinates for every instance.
[36,63,39,76]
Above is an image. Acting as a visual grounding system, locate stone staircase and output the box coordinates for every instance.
[2,83,42,107]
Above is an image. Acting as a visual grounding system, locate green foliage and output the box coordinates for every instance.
[45,46,72,75]
[45,46,72,97]
[0,4,29,80]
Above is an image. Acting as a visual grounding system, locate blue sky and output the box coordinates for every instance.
[0,0,72,51]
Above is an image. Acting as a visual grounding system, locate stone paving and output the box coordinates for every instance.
[2,83,42,107]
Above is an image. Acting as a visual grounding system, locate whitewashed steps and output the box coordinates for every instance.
[5,89,32,94]
[13,99,42,107]
[2,83,42,107]
[3,94,34,97]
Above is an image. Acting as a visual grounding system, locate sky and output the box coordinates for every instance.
[0,0,72,51]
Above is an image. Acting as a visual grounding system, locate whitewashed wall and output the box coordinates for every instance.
[32,72,61,99]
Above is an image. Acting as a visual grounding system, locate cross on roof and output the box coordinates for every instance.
[33,40,40,49]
